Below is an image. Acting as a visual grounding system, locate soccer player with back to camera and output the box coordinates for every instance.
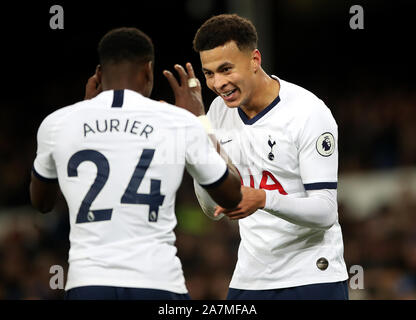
[163,14,349,300]
[30,27,242,300]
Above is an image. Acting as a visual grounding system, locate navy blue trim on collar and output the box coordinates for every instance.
[238,95,280,125]
[304,182,338,190]
[111,90,124,108]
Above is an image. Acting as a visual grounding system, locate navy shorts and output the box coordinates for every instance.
[227,280,349,300]
[65,286,191,300]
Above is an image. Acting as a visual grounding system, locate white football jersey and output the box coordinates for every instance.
[207,76,348,290]
[33,89,227,293]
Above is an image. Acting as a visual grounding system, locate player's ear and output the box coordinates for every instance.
[146,60,153,74]
[143,60,154,97]
[251,49,261,73]
[144,61,153,83]
[96,64,102,83]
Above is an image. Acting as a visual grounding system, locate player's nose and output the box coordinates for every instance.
[212,74,229,92]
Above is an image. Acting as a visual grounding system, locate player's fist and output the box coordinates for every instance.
[84,65,102,100]
[163,62,205,116]
[214,186,266,220]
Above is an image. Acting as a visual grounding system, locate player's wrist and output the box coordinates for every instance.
[257,189,266,209]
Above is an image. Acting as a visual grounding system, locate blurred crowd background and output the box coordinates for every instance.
[0,0,415,299]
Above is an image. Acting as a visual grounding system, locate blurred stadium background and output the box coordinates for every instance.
[0,0,415,299]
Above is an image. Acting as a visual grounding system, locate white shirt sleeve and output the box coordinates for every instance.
[33,114,58,181]
[263,101,339,229]
[298,102,338,190]
[188,101,226,220]
[263,189,337,229]
[184,118,228,187]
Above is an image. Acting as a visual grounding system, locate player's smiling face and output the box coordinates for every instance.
[200,41,257,108]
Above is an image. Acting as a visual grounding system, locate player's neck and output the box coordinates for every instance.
[102,80,144,95]
[240,70,280,119]
[101,64,149,96]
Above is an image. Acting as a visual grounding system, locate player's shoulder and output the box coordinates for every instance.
[279,78,337,123]
[39,100,86,129]
[206,95,230,120]
[278,77,329,114]
[141,95,201,127]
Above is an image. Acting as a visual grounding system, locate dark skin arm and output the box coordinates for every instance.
[214,186,265,220]
[84,65,103,100]
[163,63,242,209]
[163,63,205,116]
[164,62,267,219]
[30,172,60,213]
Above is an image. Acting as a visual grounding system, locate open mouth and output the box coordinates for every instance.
[220,88,238,100]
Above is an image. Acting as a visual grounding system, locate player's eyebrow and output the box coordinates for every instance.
[202,62,234,73]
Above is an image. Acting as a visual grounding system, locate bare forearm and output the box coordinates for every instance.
[30,172,59,213]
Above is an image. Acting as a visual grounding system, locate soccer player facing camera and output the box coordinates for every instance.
[164,14,349,299]
[30,27,242,300]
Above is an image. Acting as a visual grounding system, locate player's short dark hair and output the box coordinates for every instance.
[98,27,154,66]
[193,14,258,52]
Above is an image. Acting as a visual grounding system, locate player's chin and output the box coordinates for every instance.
[222,97,241,108]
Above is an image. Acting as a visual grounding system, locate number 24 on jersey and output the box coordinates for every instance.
[67,149,164,224]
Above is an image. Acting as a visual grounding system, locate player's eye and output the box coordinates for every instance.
[203,70,213,77]
[222,67,232,73]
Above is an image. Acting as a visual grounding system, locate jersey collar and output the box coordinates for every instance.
[237,75,281,125]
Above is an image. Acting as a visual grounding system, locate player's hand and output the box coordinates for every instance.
[214,186,266,220]
[84,65,102,100]
[163,63,205,116]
